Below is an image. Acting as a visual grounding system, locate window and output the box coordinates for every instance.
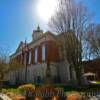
[28,51,31,64]
[42,44,46,61]
[35,47,38,63]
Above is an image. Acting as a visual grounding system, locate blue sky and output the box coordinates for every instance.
[0,0,100,55]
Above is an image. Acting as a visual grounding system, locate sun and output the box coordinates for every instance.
[37,0,57,22]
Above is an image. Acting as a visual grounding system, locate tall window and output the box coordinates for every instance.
[35,47,38,63]
[28,51,31,64]
[42,44,46,61]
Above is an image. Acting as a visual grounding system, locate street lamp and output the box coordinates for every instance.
[0,73,4,91]
[22,40,28,83]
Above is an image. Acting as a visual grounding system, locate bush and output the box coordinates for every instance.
[18,84,35,91]
[2,88,20,95]
[2,88,8,94]
[18,84,35,99]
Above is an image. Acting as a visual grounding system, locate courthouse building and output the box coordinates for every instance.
[7,26,77,84]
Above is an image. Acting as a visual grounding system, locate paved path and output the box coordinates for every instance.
[0,93,12,100]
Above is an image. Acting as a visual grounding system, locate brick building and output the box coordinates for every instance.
[7,26,77,85]
[83,59,100,81]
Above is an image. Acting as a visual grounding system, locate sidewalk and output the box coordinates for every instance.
[0,93,12,100]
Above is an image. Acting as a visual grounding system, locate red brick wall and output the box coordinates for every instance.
[12,40,60,65]
[16,54,21,64]
[84,59,100,80]
[46,41,60,62]
[38,45,42,63]
[31,48,35,64]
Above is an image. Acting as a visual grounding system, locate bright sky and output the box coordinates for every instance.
[37,0,57,22]
[0,0,100,55]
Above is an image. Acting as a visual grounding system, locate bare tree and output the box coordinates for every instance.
[9,59,23,71]
[0,48,9,90]
[49,0,93,84]
[87,24,100,59]
[9,58,23,84]
[0,48,9,80]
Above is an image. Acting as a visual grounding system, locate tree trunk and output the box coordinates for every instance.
[75,67,82,85]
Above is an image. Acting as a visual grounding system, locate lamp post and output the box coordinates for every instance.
[22,40,28,83]
[0,73,4,92]
[0,74,2,91]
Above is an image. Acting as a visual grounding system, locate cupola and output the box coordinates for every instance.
[32,25,43,41]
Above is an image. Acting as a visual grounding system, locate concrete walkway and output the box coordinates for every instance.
[0,93,12,100]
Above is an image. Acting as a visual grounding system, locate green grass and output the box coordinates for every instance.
[2,88,21,95]
[90,81,100,85]
[95,81,100,84]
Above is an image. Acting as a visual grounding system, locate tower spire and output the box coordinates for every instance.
[37,25,40,31]
[32,25,43,41]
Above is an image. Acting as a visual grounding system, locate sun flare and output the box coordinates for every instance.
[37,0,57,22]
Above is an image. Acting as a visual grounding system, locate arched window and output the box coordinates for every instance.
[42,44,46,61]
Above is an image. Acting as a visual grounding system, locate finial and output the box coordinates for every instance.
[24,38,27,45]
[37,25,40,30]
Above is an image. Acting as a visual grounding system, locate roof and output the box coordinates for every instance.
[29,31,57,46]
[10,31,57,58]
[33,25,43,33]
[83,59,100,70]
[83,72,96,76]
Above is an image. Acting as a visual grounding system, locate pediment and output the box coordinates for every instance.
[16,41,24,52]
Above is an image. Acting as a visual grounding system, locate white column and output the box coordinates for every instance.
[28,51,32,64]
[42,44,46,61]
[35,47,38,63]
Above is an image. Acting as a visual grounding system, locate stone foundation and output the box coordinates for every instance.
[6,62,76,85]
